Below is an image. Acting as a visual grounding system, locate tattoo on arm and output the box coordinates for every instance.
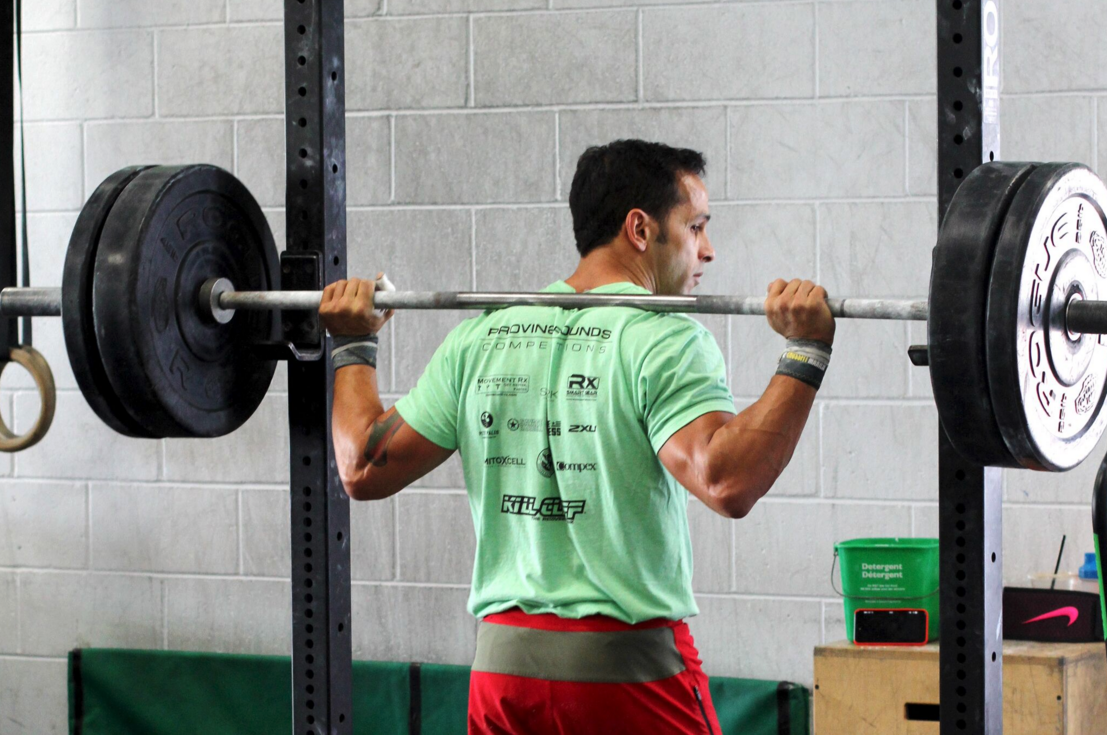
[363,411,405,467]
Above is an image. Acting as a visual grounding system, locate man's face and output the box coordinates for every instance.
[652,173,713,296]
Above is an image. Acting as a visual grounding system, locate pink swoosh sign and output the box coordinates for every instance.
[1022,606,1080,626]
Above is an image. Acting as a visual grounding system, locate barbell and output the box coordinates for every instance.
[0,160,1103,474]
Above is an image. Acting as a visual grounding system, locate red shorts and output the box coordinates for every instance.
[468,609,721,735]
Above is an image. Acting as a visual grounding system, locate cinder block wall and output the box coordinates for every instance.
[1,1,1104,732]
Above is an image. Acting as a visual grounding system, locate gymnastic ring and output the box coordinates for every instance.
[0,345,56,452]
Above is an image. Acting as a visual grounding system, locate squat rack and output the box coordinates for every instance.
[284,1,1006,732]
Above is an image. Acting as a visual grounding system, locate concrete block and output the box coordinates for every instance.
[346,17,468,111]
[474,11,635,107]
[234,118,284,209]
[265,209,286,254]
[85,120,234,197]
[703,203,817,297]
[25,213,77,288]
[819,201,936,298]
[1006,0,1107,94]
[0,658,69,734]
[77,0,225,28]
[1004,429,1107,505]
[730,101,905,199]
[913,503,938,537]
[162,393,289,484]
[474,207,577,291]
[242,488,288,578]
[689,501,732,593]
[21,31,153,121]
[347,116,392,205]
[394,311,471,392]
[158,26,282,117]
[229,0,383,21]
[1003,505,1095,587]
[733,500,912,596]
[166,578,291,656]
[14,391,160,481]
[558,107,727,199]
[727,397,818,498]
[908,98,937,196]
[0,574,16,652]
[1003,95,1095,165]
[20,572,162,655]
[0,481,86,568]
[390,0,543,12]
[24,0,76,31]
[351,497,396,581]
[823,403,938,501]
[642,4,814,102]
[90,483,237,574]
[818,320,909,399]
[555,0,703,6]
[394,112,555,204]
[823,599,847,644]
[818,1,935,97]
[689,596,822,683]
[351,584,476,664]
[410,451,466,489]
[17,124,82,212]
[397,493,474,584]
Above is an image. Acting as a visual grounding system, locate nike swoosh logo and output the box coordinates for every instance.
[1023,606,1080,626]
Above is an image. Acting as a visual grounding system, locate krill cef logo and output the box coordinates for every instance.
[501,494,587,522]
[566,374,599,401]
[537,448,554,478]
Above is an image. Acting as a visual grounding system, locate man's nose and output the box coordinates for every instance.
[701,236,715,263]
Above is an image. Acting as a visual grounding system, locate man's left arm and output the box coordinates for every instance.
[321,276,455,501]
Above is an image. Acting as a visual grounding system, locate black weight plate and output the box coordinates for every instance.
[62,165,155,437]
[92,165,279,438]
[929,161,1038,468]
[987,163,1107,471]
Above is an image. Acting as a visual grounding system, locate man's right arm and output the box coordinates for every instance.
[658,278,833,519]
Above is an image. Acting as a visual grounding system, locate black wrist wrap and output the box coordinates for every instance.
[775,338,832,390]
[331,333,379,370]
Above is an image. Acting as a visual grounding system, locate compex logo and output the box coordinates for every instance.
[556,461,597,473]
[501,494,587,523]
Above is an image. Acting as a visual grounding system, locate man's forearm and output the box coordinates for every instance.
[331,365,387,487]
[704,375,817,514]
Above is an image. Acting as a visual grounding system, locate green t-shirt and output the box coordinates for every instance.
[394,281,735,623]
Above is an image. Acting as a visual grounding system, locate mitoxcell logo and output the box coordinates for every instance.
[537,448,554,478]
[484,456,525,467]
[566,374,599,401]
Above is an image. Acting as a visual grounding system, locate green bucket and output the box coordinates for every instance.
[834,537,940,643]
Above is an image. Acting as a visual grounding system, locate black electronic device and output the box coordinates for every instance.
[853,608,929,646]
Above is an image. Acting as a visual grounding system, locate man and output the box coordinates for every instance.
[319,140,834,734]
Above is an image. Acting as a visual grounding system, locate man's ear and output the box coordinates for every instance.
[624,208,651,253]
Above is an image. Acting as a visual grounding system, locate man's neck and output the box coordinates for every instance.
[563,245,656,294]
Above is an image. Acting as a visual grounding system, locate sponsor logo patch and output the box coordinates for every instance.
[484,456,526,467]
[536,448,554,478]
[566,374,600,401]
[478,411,498,438]
[476,375,530,396]
[569,424,597,433]
[556,461,598,473]
[501,494,587,522]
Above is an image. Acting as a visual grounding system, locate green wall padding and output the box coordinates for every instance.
[69,648,808,734]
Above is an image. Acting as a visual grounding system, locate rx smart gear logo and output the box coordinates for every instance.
[478,411,498,438]
[566,374,600,401]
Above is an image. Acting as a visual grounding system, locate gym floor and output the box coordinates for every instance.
[0,1,1104,733]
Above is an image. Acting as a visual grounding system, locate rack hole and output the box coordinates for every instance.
[303,518,312,528]
[953,0,963,8]
[298,117,307,127]
[303,502,311,512]
[304,563,312,573]
[953,100,963,111]
[991,552,996,563]
[303,486,311,496]
[956,586,966,597]
[956,636,966,647]
[957,720,967,730]
[956,502,966,513]
[307,715,315,725]
[338,622,345,632]
[298,86,307,97]
[332,71,338,82]
[332,163,338,174]
[957,702,967,713]
[337,532,344,541]
[991,651,997,662]
[306,638,313,649]
[306,669,314,679]
[300,179,309,189]
[299,148,308,159]
[306,654,314,664]
[953,66,963,78]
[302,455,311,466]
[956,570,966,581]
[297,24,306,35]
[307,699,315,709]
[956,686,966,697]
[953,32,962,43]
[305,578,313,588]
[304,533,312,542]
[956,520,965,532]
[306,684,314,694]
[306,624,313,633]
[954,168,964,179]
[333,256,340,266]
[305,593,313,603]
[989,151,995,161]
[340,715,346,723]
[297,55,306,66]
[954,134,964,145]
[955,469,966,481]
[304,548,312,557]
[306,609,314,619]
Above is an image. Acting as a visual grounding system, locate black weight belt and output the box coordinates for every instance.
[471,620,687,683]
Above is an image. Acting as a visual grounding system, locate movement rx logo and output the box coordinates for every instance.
[566,374,599,401]
[501,495,587,523]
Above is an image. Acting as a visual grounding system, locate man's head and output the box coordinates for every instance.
[568,140,713,295]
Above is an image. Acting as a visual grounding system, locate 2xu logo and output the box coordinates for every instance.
[569,424,596,433]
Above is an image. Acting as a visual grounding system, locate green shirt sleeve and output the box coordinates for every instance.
[394,327,461,451]
[636,317,735,453]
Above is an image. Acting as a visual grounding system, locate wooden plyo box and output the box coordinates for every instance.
[813,640,1107,734]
